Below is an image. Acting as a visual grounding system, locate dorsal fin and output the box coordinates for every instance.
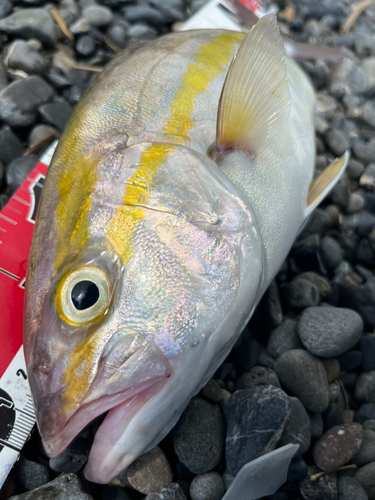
[305,150,350,217]
[216,14,290,158]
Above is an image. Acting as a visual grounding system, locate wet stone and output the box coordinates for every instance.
[267,319,303,358]
[323,404,344,432]
[11,455,51,491]
[189,472,224,500]
[6,40,45,75]
[337,476,368,500]
[145,483,186,500]
[330,58,368,96]
[279,397,311,455]
[127,23,157,41]
[0,0,12,20]
[263,279,283,329]
[6,155,38,192]
[298,306,363,358]
[39,101,72,132]
[287,458,308,482]
[0,8,59,47]
[299,467,337,500]
[29,124,58,146]
[107,24,128,49]
[355,404,375,424]
[347,193,365,213]
[199,379,223,403]
[231,338,259,373]
[0,76,53,128]
[309,411,324,440]
[353,462,375,500]
[320,236,343,269]
[82,5,113,27]
[313,423,363,472]
[299,272,331,298]
[49,437,90,474]
[355,371,375,404]
[225,385,290,476]
[0,127,24,166]
[9,473,93,499]
[347,160,365,179]
[122,5,166,26]
[284,279,320,309]
[274,349,329,413]
[360,334,375,371]
[173,397,225,474]
[75,35,96,57]
[127,447,172,495]
[353,429,375,466]
[101,486,134,500]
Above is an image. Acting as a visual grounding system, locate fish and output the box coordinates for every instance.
[24,14,349,484]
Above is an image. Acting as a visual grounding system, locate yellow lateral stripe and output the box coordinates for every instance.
[107,32,243,265]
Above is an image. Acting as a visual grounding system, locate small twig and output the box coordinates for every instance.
[50,8,74,42]
[340,0,372,34]
[284,4,296,22]
[310,464,357,481]
[337,377,350,411]
[104,35,120,55]
[24,132,59,156]
[72,63,103,73]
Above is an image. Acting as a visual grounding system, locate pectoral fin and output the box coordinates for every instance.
[215,14,290,158]
[305,150,350,217]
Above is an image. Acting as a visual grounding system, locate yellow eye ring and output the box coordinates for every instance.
[55,266,111,327]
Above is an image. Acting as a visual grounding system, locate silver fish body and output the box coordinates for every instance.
[24,19,326,483]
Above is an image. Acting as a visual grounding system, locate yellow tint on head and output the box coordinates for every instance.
[107,32,244,265]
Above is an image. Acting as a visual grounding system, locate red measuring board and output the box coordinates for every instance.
[0,162,48,378]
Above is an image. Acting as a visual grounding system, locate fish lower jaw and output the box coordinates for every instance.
[40,376,168,462]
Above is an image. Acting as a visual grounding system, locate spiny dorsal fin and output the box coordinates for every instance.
[216,14,290,158]
[305,150,350,217]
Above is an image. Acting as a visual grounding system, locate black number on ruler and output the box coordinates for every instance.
[16,369,27,380]
[27,175,45,224]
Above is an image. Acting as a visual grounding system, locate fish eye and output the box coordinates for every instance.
[56,266,111,326]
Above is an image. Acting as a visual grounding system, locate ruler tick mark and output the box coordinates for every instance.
[0,214,16,225]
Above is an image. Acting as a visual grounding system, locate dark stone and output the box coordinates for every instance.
[0,76,53,128]
[49,438,90,474]
[101,486,134,500]
[355,404,375,424]
[322,404,344,432]
[0,127,24,166]
[331,184,350,210]
[347,160,365,179]
[9,473,92,499]
[173,398,225,474]
[199,379,223,403]
[268,319,303,358]
[287,458,308,483]
[0,0,12,20]
[263,279,283,329]
[234,366,280,391]
[127,23,157,41]
[299,467,337,500]
[297,306,363,357]
[145,483,186,500]
[309,411,324,440]
[279,397,311,455]
[320,236,343,269]
[339,280,375,329]
[39,101,72,132]
[344,211,375,237]
[225,385,290,476]
[299,272,331,297]
[274,349,329,413]
[352,429,375,466]
[284,279,320,309]
[11,455,51,491]
[82,5,113,27]
[337,351,363,372]
[0,8,58,47]
[353,462,375,500]
[189,472,224,500]
[337,476,368,500]
[231,338,259,374]
[355,372,375,404]
[122,5,166,26]
[360,334,375,371]
[75,35,96,57]
[6,155,38,192]
[356,239,375,267]
[313,423,363,472]
[6,40,45,75]
[107,24,128,49]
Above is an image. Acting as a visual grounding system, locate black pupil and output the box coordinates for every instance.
[71,280,99,311]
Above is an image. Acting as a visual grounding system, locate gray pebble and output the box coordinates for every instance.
[39,101,72,132]
[173,397,225,474]
[361,56,375,93]
[309,411,324,440]
[29,124,58,147]
[0,0,12,20]
[6,155,38,192]
[75,35,96,57]
[313,423,363,472]
[354,26,375,58]
[82,5,113,27]
[49,438,90,474]
[274,349,329,412]
[127,23,157,40]
[123,5,166,26]
[279,396,311,455]
[0,76,53,128]
[331,184,350,211]
[199,379,223,403]
[354,462,375,500]
[364,420,375,432]
[337,476,368,500]
[127,447,172,494]
[347,160,365,179]
[107,24,128,49]
[347,192,365,213]
[70,17,91,34]
[360,164,375,190]
[354,139,375,166]
[225,385,290,476]
[189,472,224,500]
[299,466,337,500]
[330,58,368,96]
[0,8,59,46]
[355,372,375,404]
[355,404,375,424]
[353,429,375,466]
[9,473,93,499]
[267,319,303,358]
[360,334,375,371]
[299,271,331,297]
[320,236,343,269]
[146,483,186,500]
[234,366,280,391]
[6,40,45,75]
[297,306,363,358]
[284,278,320,309]
[12,455,51,491]
[0,126,24,166]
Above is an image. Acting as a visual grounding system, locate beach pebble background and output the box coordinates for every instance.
[1,0,375,499]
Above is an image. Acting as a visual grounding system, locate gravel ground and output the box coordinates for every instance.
[1,0,375,499]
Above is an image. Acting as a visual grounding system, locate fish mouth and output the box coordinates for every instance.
[35,331,172,482]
